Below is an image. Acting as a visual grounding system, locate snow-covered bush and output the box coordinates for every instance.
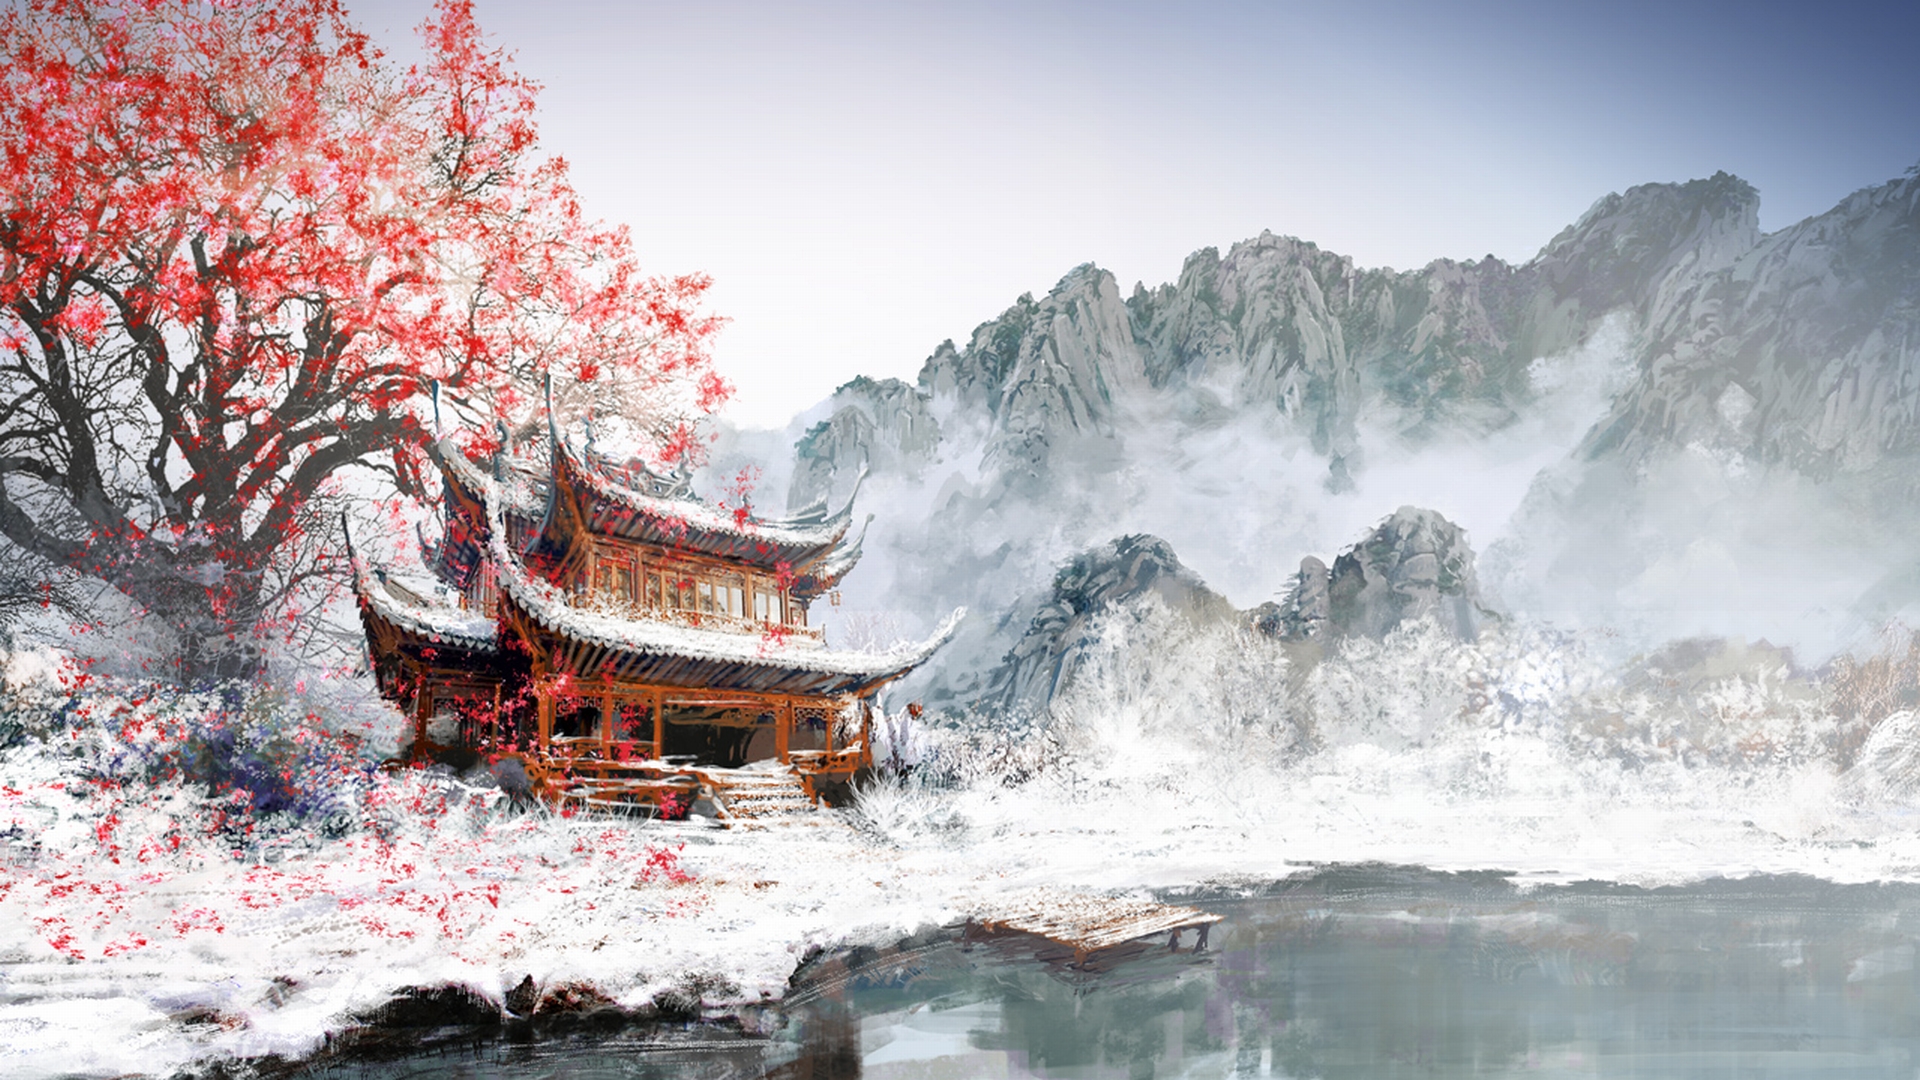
[1304,616,1480,751]
[1566,637,1835,771]
[1825,626,1920,768]
[909,706,1065,790]
[1,656,381,826]
[1044,597,1305,778]
[848,770,969,846]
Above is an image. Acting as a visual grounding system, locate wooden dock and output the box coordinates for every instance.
[969,888,1223,961]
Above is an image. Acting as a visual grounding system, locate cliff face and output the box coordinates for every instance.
[985,534,1236,715]
[792,172,1800,515]
[1271,507,1485,644]
[788,376,940,510]
[1586,172,1920,475]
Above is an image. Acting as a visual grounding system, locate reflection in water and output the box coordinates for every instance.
[316,868,1920,1078]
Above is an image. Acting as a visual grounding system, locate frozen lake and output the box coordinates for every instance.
[311,866,1920,1078]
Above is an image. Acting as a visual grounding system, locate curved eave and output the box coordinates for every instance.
[486,485,956,694]
[426,437,491,504]
[427,437,545,516]
[554,437,850,565]
[352,561,499,655]
[501,582,960,697]
[788,555,857,603]
[790,516,870,602]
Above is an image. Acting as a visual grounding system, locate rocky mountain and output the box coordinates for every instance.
[1259,506,1487,645]
[982,508,1487,717]
[1585,171,1920,474]
[984,535,1234,715]
[753,168,1920,696]
[792,171,1778,512]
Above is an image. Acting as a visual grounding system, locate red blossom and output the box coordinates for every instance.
[0,0,726,680]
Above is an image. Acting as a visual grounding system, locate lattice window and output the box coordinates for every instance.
[592,548,636,606]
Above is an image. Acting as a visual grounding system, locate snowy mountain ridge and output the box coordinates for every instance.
[789,171,1783,508]
[722,168,1920,705]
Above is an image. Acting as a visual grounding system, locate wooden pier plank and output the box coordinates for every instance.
[971,888,1223,954]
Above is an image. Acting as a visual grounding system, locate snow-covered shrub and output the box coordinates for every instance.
[848,770,969,846]
[1303,616,1479,751]
[1845,709,1920,803]
[2,657,380,826]
[1567,637,1834,771]
[1048,596,1304,775]
[909,706,1065,790]
[1825,626,1920,768]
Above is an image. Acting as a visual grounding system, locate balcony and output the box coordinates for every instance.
[571,592,824,644]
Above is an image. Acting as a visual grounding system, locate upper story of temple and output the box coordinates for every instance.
[422,426,869,647]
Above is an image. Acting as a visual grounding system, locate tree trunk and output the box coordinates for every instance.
[110,548,272,684]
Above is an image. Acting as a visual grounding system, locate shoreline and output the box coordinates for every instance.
[12,670,1920,1078]
[180,863,1920,1078]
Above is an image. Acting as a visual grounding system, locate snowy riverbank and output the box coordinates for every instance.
[8,625,1920,1077]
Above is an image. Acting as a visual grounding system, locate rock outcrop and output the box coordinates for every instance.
[792,171,1787,513]
[1586,170,1920,475]
[1264,508,1485,644]
[986,534,1235,715]
[788,376,940,510]
[978,510,1486,715]
[1324,507,1485,641]
[1262,555,1330,640]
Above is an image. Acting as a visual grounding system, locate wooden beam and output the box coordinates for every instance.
[860,698,873,769]
[412,685,433,761]
[490,684,502,748]
[775,697,792,763]
[600,693,614,755]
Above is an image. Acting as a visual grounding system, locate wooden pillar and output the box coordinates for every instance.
[490,684,502,748]
[775,697,792,763]
[860,698,873,767]
[651,689,664,761]
[536,679,554,754]
[599,693,614,755]
[411,680,433,761]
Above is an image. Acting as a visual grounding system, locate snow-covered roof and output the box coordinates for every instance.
[484,482,958,694]
[789,513,872,602]
[350,558,499,653]
[552,436,852,565]
[427,431,860,571]
[426,436,547,515]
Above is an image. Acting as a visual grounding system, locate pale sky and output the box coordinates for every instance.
[355,0,1920,429]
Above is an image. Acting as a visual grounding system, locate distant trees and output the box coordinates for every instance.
[0,0,724,679]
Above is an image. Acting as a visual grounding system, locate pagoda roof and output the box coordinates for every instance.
[483,483,958,696]
[426,436,542,514]
[425,432,861,572]
[350,557,499,654]
[789,513,872,603]
[550,436,852,567]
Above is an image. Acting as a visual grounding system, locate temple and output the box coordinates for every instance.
[351,422,957,814]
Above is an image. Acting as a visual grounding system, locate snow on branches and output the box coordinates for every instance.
[0,0,724,679]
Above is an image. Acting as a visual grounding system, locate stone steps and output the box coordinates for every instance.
[696,766,816,826]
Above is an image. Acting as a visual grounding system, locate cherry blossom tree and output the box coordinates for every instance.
[0,0,725,679]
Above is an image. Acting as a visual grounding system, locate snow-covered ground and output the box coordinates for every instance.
[6,612,1920,1077]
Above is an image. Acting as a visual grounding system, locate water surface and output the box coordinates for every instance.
[310,867,1920,1078]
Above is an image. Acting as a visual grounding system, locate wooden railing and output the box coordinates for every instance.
[567,596,824,643]
[536,745,704,817]
[787,740,871,803]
